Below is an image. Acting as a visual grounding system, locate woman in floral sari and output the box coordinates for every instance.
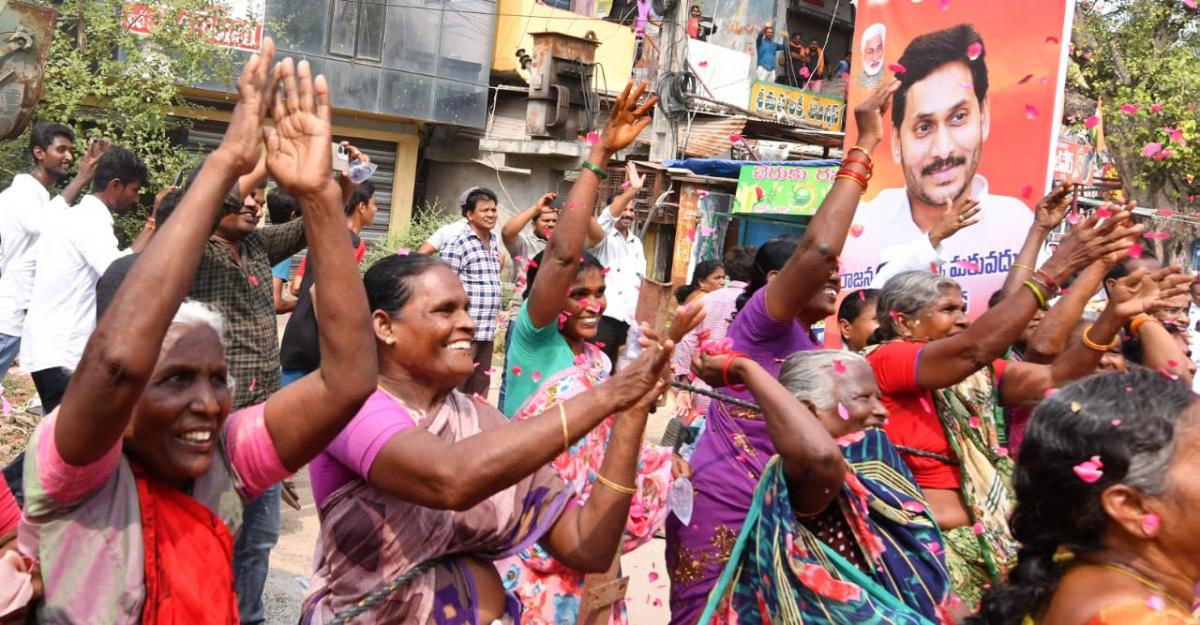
[694,350,953,625]
[497,83,702,625]
[299,81,695,625]
[864,209,1178,609]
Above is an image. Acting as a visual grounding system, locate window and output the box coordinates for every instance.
[329,0,386,61]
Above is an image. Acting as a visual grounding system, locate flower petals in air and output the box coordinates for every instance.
[972,523,984,535]
[833,359,847,374]
[967,42,984,60]
[968,416,980,428]
[1111,419,1121,426]
[1043,388,1058,397]
[1025,104,1040,119]
[396,247,410,256]
[1073,455,1104,483]
[954,259,980,272]
[1128,242,1144,258]
[1021,185,1034,200]
[888,63,907,74]
[1018,74,1033,85]
[837,403,851,420]
[1096,207,1112,219]
[849,224,864,238]
[1084,115,1100,130]
[1155,209,1174,217]
[1143,142,1164,158]
[1066,211,1081,225]
[697,60,708,68]
[1143,232,1170,241]
[585,131,599,146]
[0,395,9,417]
[1045,35,1060,44]
[728,133,743,143]
[799,67,811,78]
[697,189,709,198]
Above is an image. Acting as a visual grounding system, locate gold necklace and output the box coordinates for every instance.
[1100,563,1193,614]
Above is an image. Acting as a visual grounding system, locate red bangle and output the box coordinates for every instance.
[835,169,869,191]
[841,156,873,178]
[1035,269,1059,289]
[722,352,749,392]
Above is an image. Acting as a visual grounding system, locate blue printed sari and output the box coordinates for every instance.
[699,428,951,625]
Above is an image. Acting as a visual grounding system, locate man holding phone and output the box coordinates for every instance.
[500,192,605,282]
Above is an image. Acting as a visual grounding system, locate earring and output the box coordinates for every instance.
[1141,513,1161,537]
[385,337,396,345]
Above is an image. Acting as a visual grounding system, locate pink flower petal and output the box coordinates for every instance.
[968,416,980,428]
[1159,367,1179,381]
[1150,103,1163,114]
[919,396,934,415]
[1111,419,1121,426]
[1066,211,1081,225]
[396,247,411,256]
[939,0,950,9]
[833,359,847,374]
[1018,74,1033,85]
[697,189,710,198]
[1045,35,1060,44]
[248,274,259,286]
[954,259,981,272]
[837,403,851,420]
[249,377,257,392]
[1143,232,1170,240]
[728,133,743,143]
[700,226,715,236]
[1025,104,1040,119]
[585,131,599,146]
[972,522,984,535]
[1166,128,1186,145]
[967,42,984,60]
[697,60,708,68]
[1142,142,1164,158]
[1141,512,1160,535]
[1073,456,1104,483]
[0,396,9,417]
[888,63,907,74]
[798,67,811,78]
[1146,595,1166,611]
[620,180,631,189]
[849,224,864,238]
[1120,103,1141,115]
[1021,185,1034,200]
[1186,0,1198,9]
[1096,208,1113,218]
[1084,115,1100,130]
[1153,149,1173,161]
[1043,388,1058,398]
[1155,209,1174,217]
[649,571,659,582]
[1168,360,1180,368]
[1128,242,1143,258]
[902,501,926,514]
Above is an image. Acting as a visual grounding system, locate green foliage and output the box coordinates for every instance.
[1071,0,1200,208]
[0,0,250,242]
[360,201,460,271]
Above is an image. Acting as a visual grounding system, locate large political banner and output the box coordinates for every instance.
[838,0,1074,321]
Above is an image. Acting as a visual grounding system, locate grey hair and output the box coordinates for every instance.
[778,350,871,411]
[873,270,961,342]
[167,300,234,392]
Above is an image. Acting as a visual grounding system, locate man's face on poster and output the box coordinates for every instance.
[863,33,884,76]
[893,61,990,207]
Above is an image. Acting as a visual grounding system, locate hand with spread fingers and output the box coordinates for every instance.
[1034,182,1075,230]
[599,81,657,154]
[219,37,277,175]
[264,58,335,197]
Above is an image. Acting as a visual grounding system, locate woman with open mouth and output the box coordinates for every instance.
[494,81,702,625]
[14,43,381,623]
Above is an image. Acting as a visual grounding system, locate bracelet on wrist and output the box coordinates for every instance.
[722,352,750,392]
[594,473,637,495]
[580,161,608,180]
[1128,314,1155,337]
[1022,279,1050,310]
[1081,325,1120,352]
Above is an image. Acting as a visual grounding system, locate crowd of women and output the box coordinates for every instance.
[2,40,1200,625]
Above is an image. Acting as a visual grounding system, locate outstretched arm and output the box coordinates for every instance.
[693,352,843,514]
[998,183,1073,300]
[257,58,377,471]
[763,80,898,322]
[526,82,656,329]
[913,211,1142,390]
[502,192,555,255]
[55,41,278,465]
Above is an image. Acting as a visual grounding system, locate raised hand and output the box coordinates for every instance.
[625,161,646,191]
[1108,266,1192,320]
[1034,182,1075,230]
[599,81,657,154]
[218,37,276,175]
[608,339,676,412]
[265,58,334,197]
[929,198,981,247]
[1041,209,1143,284]
[690,350,738,389]
[77,139,110,180]
[853,78,899,146]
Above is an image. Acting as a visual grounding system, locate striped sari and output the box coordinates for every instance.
[698,428,952,625]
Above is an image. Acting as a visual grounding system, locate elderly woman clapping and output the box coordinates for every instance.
[15,42,380,622]
[692,349,953,624]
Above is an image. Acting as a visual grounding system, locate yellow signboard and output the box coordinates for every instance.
[748,81,845,131]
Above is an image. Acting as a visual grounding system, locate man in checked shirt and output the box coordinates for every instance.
[420,186,505,396]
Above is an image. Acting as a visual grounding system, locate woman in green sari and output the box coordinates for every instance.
[693,350,954,624]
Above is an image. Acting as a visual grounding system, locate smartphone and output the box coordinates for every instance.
[172,168,187,188]
[549,195,566,210]
[331,142,350,174]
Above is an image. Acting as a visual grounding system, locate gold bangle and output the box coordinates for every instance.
[848,145,874,166]
[559,402,570,453]
[1081,325,1119,351]
[1012,263,1036,273]
[1022,279,1048,310]
[1129,314,1154,337]
[594,473,637,495]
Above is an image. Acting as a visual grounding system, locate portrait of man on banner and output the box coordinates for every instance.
[838,0,1073,321]
[859,23,886,90]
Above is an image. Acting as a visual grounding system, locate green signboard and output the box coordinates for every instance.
[732,164,838,216]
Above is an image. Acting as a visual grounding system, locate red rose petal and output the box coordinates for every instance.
[1084,115,1100,130]
[967,42,984,60]
[1018,74,1033,85]
[888,63,907,74]
[1020,185,1034,200]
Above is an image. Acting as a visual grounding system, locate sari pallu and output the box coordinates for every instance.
[697,429,952,625]
[665,395,777,625]
[300,392,573,625]
[932,367,1018,610]
[495,343,675,625]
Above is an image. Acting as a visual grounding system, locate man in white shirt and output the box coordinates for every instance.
[588,165,647,371]
[1188,281,1200,393]
[21,146,148,413]
[0,124,108,382]
[841,24,1033,316]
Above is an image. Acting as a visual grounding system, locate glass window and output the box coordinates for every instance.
[357,0,386,61]
[328,0,358,56]
[329,0,386,61]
